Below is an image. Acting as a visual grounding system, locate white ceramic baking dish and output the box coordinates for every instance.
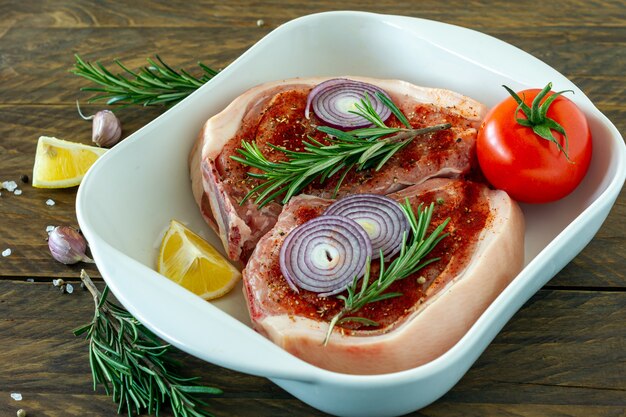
[76,11,626,417]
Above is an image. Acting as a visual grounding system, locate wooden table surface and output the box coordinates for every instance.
[1,1,625,416]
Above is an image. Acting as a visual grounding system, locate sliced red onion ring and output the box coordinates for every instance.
[305,78,392,130]
[323,194,409,260]
[279,215,372,297]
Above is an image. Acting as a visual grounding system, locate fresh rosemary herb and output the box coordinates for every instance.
[74,270,221,417]
[231,93,451,208]
[72,55,218,106]
[323,201,450,345]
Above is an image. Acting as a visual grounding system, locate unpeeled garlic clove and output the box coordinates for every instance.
[48,226,94,265]
[76,100,122,147]
[92,110,122,147]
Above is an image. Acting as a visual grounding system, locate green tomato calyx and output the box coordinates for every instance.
[503,82,573,161]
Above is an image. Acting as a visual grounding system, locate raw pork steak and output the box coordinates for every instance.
[243,178,524,375]
[190,77,487,262]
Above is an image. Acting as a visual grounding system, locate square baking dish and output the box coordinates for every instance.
[76,11,626,417]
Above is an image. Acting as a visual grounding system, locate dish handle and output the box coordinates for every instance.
[88,241,322,383]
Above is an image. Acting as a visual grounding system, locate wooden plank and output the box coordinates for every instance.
[0,24,624,105]
[0,27,254,105]
[0,281,624,416]
[2,392,624,417]
[417,404,626,417]
[2,0,625,29]
[0,392,330,417]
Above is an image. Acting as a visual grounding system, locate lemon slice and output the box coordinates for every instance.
[157,220,241,300]
[32,136,107,188]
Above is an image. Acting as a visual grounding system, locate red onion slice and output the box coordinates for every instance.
[279,215,372,296]
[305,78,392,130]
[323,194,409,259]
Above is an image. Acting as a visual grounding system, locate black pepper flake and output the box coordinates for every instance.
[456,138,462,143]
[20,174,29,183]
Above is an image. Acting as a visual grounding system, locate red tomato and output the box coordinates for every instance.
[477,86,592,203]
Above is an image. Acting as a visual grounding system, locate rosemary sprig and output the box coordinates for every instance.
[72,54,218,106]
[74,270,221,417]
[323,201,450,345]
[231,93,451,208]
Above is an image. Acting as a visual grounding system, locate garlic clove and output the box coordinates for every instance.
[92,110,122,147]
[76,100,123,148]
[48,226,95,265]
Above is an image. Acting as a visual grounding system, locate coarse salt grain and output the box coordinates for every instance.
[66,283,74,294]
[46,225,55,233]
[256,19,265,26]
[46,199,55,206]
[2,180,18,192]
[52,278,65,287]
[10,392,22,401]
[2,248,11,257]
[14,189,22,195]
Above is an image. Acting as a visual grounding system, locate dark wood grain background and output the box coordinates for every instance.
[1,1,624,416]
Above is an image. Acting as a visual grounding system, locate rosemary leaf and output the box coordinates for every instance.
[75,270,221,417]
[72,55,219,107]
[338,316,379,326]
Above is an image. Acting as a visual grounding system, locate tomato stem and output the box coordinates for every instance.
[503,83,574,161]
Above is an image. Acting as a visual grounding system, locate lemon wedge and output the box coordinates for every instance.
[32,136,107,188]
[157,220,241,300]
